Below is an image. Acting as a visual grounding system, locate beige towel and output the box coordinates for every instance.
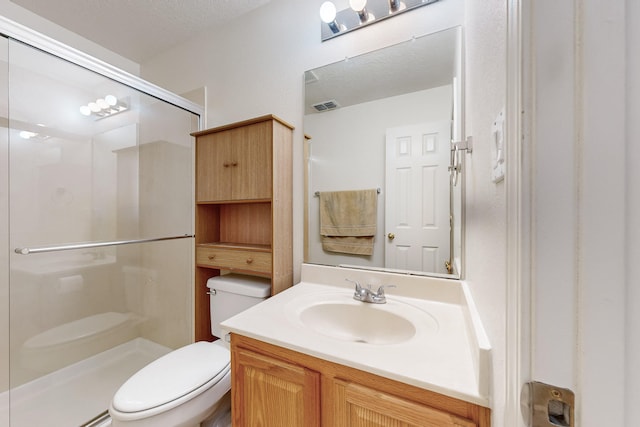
[319,189,377,255]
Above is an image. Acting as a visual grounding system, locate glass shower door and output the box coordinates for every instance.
[5,38,198,426]
[1,33,9,427]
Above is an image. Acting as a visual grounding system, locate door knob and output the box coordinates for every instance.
[387,233,395,240]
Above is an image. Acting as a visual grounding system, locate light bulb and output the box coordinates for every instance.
[79,105,91,116]
[96,98,109,109]
[105,95,118,106]
[319,1,337,23]
[89,102,100,112]
[349,0,367,12]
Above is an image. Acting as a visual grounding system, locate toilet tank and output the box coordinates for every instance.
[207,274,271,340]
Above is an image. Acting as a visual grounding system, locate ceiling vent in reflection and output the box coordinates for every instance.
[312,99,340,112]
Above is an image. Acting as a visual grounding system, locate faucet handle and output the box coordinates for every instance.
[345,278,362,292]
[376,284,396,296]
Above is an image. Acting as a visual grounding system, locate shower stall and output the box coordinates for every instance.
[0,19,202,427]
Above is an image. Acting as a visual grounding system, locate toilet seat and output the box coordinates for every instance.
[111,341,230,421]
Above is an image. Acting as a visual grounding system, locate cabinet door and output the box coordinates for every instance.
[334,380,476,427]
[196,130,233,201]
[232,122,272,200]
[233,348,320,427]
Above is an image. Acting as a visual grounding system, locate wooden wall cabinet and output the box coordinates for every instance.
[231,334,491,427]
[191,115,294,341]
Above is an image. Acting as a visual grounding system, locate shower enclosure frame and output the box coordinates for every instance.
[0,16,204,123]
[1,14,204,427]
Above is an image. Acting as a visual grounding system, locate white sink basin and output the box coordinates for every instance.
[287,291,439,346]
[299,302,416,344]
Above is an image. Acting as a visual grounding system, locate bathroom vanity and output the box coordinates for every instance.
[231,335,488,426]
[222,264,491,426]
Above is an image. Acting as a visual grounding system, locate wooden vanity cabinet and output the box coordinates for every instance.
[231,334,491,427]
[191,115,294,341]
[233,346,321,426]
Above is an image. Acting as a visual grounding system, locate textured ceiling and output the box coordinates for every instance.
[304,28,458,115]
[10,0,270,63]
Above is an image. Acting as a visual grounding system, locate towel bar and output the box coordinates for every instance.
[314,188,380,197]
[15,234,194,255]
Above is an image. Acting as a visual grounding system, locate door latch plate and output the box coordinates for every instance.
[525,381,575,427]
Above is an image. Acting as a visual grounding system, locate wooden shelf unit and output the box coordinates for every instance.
[192,115,294,341]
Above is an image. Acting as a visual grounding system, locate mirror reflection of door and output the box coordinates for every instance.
[303,26,463,278]
[385,121,451,274]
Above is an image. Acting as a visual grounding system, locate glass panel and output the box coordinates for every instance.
[6,39,198,426]
[0,34,9,427]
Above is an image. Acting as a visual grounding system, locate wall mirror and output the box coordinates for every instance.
[303,26,464,279]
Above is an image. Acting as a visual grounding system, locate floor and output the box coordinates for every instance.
[0,338,170,427]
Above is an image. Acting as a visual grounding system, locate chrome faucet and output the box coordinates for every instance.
[346,279,395,304]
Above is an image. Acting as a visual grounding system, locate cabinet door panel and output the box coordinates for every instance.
[196,131,233,201]
[233,348,320,427]
[232,122,272,200]
[334,380,476,427]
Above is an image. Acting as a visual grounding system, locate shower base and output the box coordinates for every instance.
[0,337,171,427]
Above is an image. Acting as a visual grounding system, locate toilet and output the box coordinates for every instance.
[109,274,271,427]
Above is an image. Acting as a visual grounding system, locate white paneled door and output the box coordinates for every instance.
[385,122,451,274]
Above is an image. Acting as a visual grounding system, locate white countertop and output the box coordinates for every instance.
[221,263,491,407]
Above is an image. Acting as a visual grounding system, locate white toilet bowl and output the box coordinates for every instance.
[109,274,271,427]
[109,340,231,427]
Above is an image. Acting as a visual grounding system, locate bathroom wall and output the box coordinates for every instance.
[305,85,452,269]
[0,0,138,75]
[140,0,510,425]
[462,1,508,422]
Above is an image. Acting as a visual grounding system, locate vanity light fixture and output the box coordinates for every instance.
[79,95,128,119]
[349,0,371,23]
[320,0,440,41]
[320,1,341,34]
[389,0,403,12]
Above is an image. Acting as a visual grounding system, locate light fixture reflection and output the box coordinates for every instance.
[79,95,128,119]
[19,129,50,141]
[19,131,36,139]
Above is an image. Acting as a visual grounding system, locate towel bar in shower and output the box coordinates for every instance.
[14,234,195,255]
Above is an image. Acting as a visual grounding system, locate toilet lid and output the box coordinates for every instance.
[112,341,230,413]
